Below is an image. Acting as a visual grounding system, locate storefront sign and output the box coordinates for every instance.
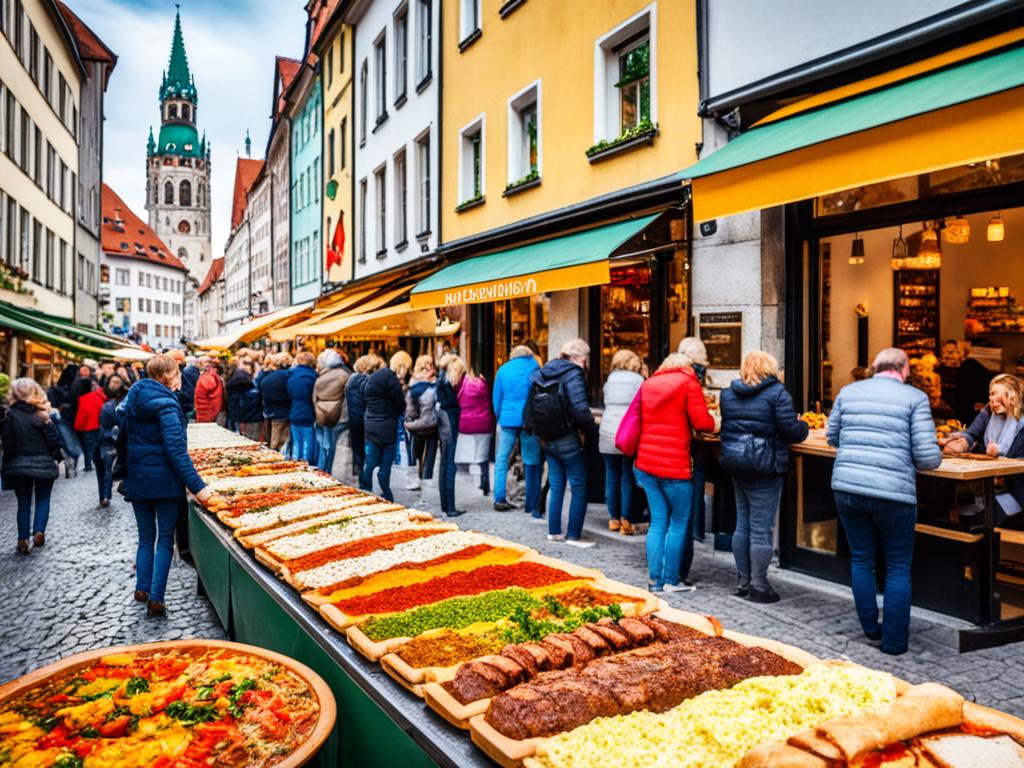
[442,277,539,306]
[699,311,742,367]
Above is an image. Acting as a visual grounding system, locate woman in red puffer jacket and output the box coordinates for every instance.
[629,353,714,593]
[456,370,495,496]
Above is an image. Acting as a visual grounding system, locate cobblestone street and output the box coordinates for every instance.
[2,454,1023,719]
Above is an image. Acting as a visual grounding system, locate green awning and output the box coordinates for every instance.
[681,44,1024,181]
[410,215,658,309]
[4,303,141,350]
[0,302,151,360]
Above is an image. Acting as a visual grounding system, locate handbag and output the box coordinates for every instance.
[614,391,643,457]
[719,432,777,477]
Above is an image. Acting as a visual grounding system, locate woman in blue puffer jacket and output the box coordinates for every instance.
[491,346,541,513]
[719,350,808,604]
[287,352,318,464]
[119,355,219,617]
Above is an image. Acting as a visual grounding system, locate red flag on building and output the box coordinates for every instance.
[326,213,345,270]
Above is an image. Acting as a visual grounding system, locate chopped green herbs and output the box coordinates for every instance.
[164,700,218,724]
[125,677,149,696]
[361,588,541,641]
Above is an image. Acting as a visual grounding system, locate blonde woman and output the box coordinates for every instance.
[360,351,411,500]
[2,379,63,554]
[405,355,439,490]
[719,351,808,603]
[598,350,644,534]
[945,373,1024,527]
[436,354,467,516]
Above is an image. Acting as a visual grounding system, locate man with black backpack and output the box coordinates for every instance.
[524,338,597,548]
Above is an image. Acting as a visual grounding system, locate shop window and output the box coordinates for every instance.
[415,130,430,235]
[394,6,408,103]
[394,148,408,246]
[601,265,652,379]
[495,295,549,367]
[458,116,484,205]
[595,7,655,143]
[374,165,387,256]
[507,82,539,187]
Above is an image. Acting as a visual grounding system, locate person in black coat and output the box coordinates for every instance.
[2,378,64,554]
[359,351,410,501]
[67,364,96,470]
[96,376,126,508]
[48,363,82,475]
[719,351,808,603]
[226,360,263,441]
[259,353,292,452]
[346,354,382,479]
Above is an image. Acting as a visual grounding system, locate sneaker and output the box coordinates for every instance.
[530,515,546,524]
[734,585,750,598]
[405,480,421,490]
[747,587,781,604]
[547,533,564,542]
[493,501,515,512]
[663,582,696,593]
[565,538,595,549]
[619,520,635,535]
[608,519,621,532]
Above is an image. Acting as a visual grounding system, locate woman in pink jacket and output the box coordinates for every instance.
[456,370,495,496]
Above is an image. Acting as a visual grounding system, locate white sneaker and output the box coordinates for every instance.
[547,533,564,542]
[530,516,546,525]
[405,478,421,490]
[565,538,596,549]
[663,582,697,593]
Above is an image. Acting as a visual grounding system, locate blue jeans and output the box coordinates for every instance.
[834,490,916,654]
[545,445,588,539]
[289,424,316,464]
[11,476,55,541]
[315,422,348,473]
[94,444,115,502]
[601,453,636,522]
[635,467,692,589]
[732,475,784,591]
[56,418,81,463]
[349,420,365,477]
[132,498,180,602]
[494,427,541,508]
[360,440,396,501]
[413,434,438,480]
[79,430,99,470]
[439,425,459,513]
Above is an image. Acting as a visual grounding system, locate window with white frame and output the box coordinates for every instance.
[458,117,484,205]
[416,0,431,84]
[394,148,407,246]
[394,6,408,103]
[595,7,655,143]
[507,82,539,186]
[359,60,368,144]
[374,34,387,123]
[415,130,430,235]
[115,268,128,285]
[374,166,386,256]
[460,0,480,42]
[358,178,367,263]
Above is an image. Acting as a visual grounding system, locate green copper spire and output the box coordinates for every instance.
[147,126,156,156]
[160,7,197,103]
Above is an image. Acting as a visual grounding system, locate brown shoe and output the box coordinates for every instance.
[134,590,149,603]
[608,519,621,532]
[146,600,166,617]
[16,540,30,555]
[99,499,110,509]
[32,532,45,548]
[619,520,635,536]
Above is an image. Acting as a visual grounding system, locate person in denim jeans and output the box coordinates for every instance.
[492,346,541,513]
[286,352,319,464]
[360,352,410,501]
[436,354,466,517]
[527,339,597,547]
[623,353,714,590]
[95,376,127,508]
[598,350,644,534]
[826,347,942,655]
[2,379,63,554]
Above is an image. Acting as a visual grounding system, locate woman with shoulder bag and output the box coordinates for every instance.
[404,355,438,491]
[719,350,808,603]
[2,379,64,554]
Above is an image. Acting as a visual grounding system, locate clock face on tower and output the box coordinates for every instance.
[178,219,191,234]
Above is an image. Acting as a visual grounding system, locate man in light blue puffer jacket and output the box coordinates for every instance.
[826,347,941,656]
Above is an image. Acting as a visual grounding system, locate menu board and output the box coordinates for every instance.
[699,312,742,367]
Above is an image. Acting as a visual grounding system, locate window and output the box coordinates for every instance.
[459,117,484,204]
[394,148,407,245]
[415,131,430,235]
[359,60,368,144]
[340,117,347,169]
[4,90,13,157]
[327,46,334,88]
[59,238,67,293]
[328,128,335,177]
[115,297,129,312]
[180,180,191,207]
[164,181,174,204]
[20,110,28,171]
[138,271,144,286]
[178,219,191,234]
[374,166,386,255]
[14,1,23,60]
[416,0,432,84]
[32,125,40,185]
[44,229,52,288]
[168,103,177,120]
[507,82,539,185]
[460,0,480,42]
[42,50,51,102]
[596,10,655,142]
[182,104,191,121]
[58,73,66,122]
[395,7,408,103]
[115,268,129,285]
[19,208,28,273]
[145,273,151,287]
[374,35,387,123]
[617,37,650,132]
[358,179,367,263]
[28,23,36,83]
[59,161,66,209]
[45,142,54,198]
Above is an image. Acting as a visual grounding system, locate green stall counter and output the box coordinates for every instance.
[189,506,493,768]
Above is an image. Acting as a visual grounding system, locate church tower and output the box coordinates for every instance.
[145,8,211,278]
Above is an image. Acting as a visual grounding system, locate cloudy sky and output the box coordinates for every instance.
[72,0,307,271]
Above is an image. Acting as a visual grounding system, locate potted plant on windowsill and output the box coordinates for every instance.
[455,194,485,212]
[503,169,540,197]
[585,118,658,162]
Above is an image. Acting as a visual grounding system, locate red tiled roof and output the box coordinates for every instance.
[56,1,116,85]
[231,158,266,231]
[101,184,185,271]
[307,0,341,59]
[197,257,224,296]
[275,56,301,120]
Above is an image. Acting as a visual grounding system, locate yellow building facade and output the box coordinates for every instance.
[317,11,354,285]
[436,0,700,378]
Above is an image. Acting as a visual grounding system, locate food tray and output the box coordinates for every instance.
[0,639,337,768]
[235,503,429,549]
[421,607,720,731]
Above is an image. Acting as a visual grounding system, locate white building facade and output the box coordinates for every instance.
[248,171,273,315]
[347,0,439,279]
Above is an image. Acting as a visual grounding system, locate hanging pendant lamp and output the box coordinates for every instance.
[988,212,1005,242]
[849,232,865,265]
